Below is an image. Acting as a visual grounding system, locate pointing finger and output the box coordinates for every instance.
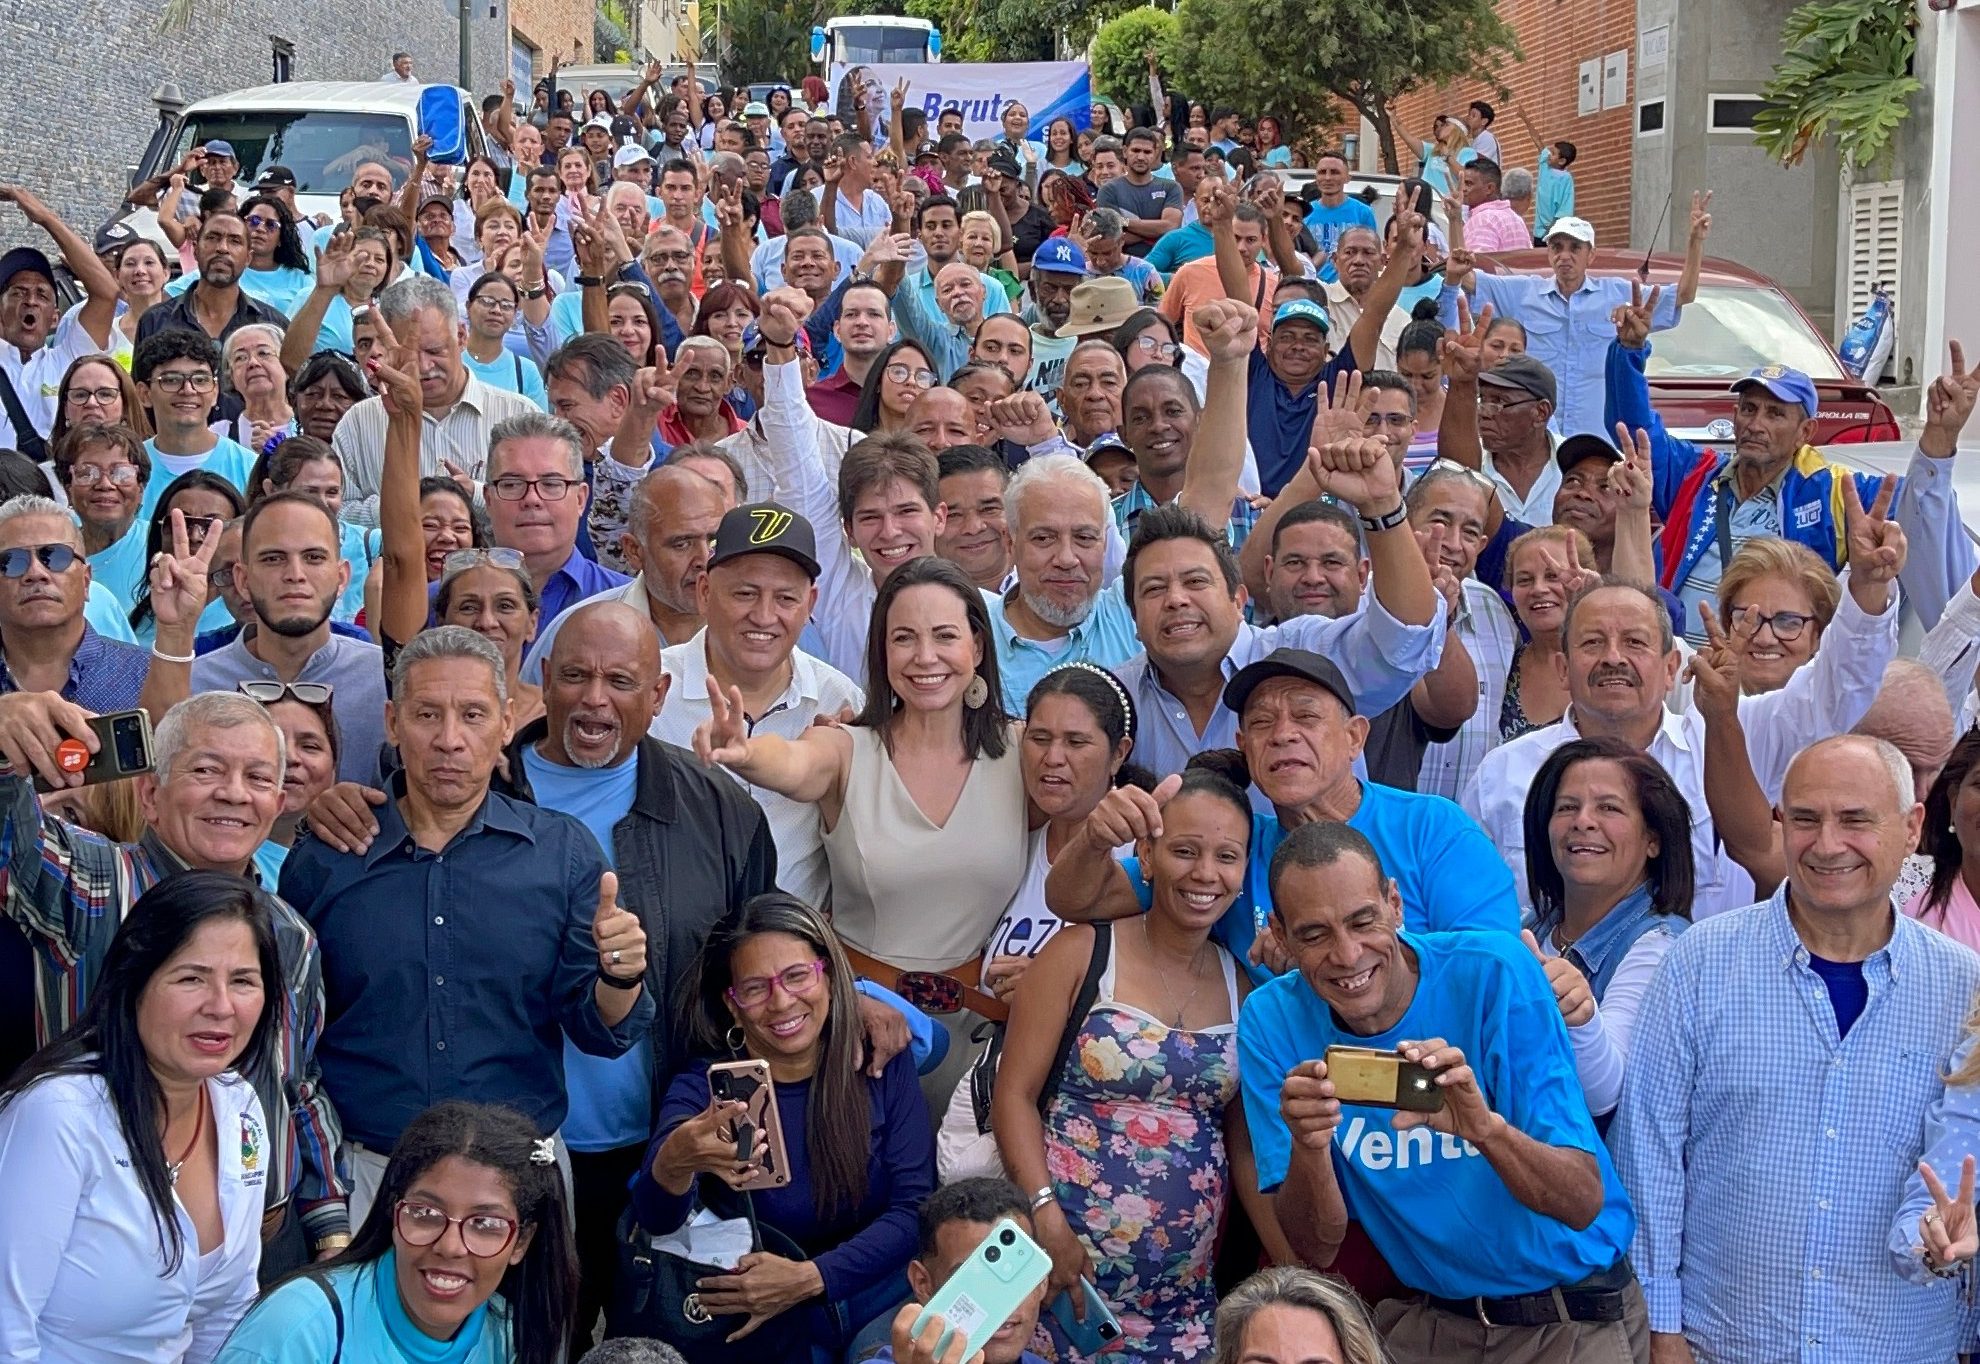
[1951,338,1968,381]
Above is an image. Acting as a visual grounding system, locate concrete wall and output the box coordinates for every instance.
[0,0,511,250]
[1632,0,1839,332]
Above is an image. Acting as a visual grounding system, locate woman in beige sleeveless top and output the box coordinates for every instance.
[695,557,1033,1098]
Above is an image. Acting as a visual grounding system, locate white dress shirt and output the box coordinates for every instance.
[0,1070,268,1364]
[1463,584,1900,916]
[651,629,865,908]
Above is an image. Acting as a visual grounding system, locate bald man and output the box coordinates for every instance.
[1614,733,1980,1364]
[908,387,977,452]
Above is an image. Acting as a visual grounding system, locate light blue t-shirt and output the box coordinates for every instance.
[166,265,312,320]
[253,839,289,889]
[336,520,380,625]
[83,579,137,643]
[214,1249,511,1363]
[521,743,655,1154]
[1302,197,1380,284]
[138,437,257,522]
[462,346,550,411]
[1126,781,1521,986]
[1237,930,1635,1299]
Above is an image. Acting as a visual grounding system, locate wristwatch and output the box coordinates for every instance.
[520,283,547,300]
[1358,501,1409,533]
[574,273,604,287]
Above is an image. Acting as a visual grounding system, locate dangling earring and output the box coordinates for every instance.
[963,675,990,709]
[725,1024,746,1053]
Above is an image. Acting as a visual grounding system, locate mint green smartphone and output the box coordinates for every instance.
[911,1217,1051,1360]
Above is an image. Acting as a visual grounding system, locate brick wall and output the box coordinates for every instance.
[1385,0,1640,249]
[0,0,511,251]
[511,0,591,73]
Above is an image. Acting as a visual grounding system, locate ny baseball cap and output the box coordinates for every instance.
[1031,237,1091,278]
[1545,216,1596,246]
[1223,648,1357,718]
[1479,353,1559,407]
[1730,364,1818,419]
[708,501,821,578]
[254,165,298,190]
[1271,299,1331,334]
[612,143,655,168]
[202,140,237,160]
[1555,433,1625,473]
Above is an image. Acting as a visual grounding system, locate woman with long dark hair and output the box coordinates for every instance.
[1909,727,1980,951]
[849,338,936,435]
[0,873,280,1362]
[629,894,935,1363]
[128,470,245,641]
[1522,735,1696,1118]
[231,192,314,317]
[218,1102,578,1364]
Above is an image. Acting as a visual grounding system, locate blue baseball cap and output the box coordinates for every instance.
[1031,237,1091,278]
[1730,364,1818,419]
[1271,298,1331,334]
[202,140,237,159]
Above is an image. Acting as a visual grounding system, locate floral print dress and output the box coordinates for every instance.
[1039,946,1242,1362]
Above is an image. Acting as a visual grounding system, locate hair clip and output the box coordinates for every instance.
[529,1137,556,1166]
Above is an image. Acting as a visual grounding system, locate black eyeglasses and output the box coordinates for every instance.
[489,476,575,501]
[148,371,218,394]
[1730,605,1817,643]
[394,1200,520,1258]
[64,386,122,408]
[0,544,79,578]
[237,681,335,705]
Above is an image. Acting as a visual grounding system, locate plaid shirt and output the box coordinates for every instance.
[0,625,151,712]
[1112,478,1258,553]
[1415,580,1518,802]
[0,773,349,1241]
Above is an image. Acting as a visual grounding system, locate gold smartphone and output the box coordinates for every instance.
[1323,1045,1446,1113]
[707,1058,791,1190]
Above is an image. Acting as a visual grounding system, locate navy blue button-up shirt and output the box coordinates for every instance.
[279,780,653,1149]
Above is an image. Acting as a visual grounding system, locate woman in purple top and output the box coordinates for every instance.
[631,894,935,1363]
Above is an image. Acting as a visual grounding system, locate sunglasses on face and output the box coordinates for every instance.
[237,680,335,705]
[0,544,79,577]
[243,214,280,231]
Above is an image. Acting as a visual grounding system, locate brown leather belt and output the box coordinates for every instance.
[842,943,1009,1023]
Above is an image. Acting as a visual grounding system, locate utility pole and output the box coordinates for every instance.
[458,0,474,90]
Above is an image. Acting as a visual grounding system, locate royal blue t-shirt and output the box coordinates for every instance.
[1238,930,1635,1298]
[1124,781,1520,985]
[521,744,653,1153]
[1247,345,1364,495]
[1302,196,1379,283]
[1809,952,1870,1038]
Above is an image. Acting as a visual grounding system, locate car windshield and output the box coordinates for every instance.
[833,26,928,62]
[1644,283,1845,381]
[172,111,413,195]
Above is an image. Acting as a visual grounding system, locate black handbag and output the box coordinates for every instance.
[967,923,1113,1133]
[607,1182,812,1364]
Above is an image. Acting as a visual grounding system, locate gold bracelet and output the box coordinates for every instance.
[312,1233,353,1254]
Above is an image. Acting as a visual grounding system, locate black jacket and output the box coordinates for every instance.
[495,722,779,1083]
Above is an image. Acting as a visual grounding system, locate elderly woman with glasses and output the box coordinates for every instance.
[629,894,936,1364]
[1713,536,1842,696]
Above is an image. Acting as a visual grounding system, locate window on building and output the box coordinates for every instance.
[1708,95,1769,131]
[271,38,294,83]
[1637,100,1665,136]
[1845,178,1903,330]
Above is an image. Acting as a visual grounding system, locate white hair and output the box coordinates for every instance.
[222,323,287,369]
[378,274,459,329]
[1003,453,1110,536]
[154,692,286,784]
[0,495,82,550]
[674,336,731,373]
[1502,167,1536,200]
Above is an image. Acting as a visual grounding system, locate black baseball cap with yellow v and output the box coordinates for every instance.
[708,501,820,579]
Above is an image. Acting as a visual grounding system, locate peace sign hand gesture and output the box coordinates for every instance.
[367,311,423,418]
[1842,472,1906,610]
[1611,279,1662,350]
[147,508,222,631]
[890,78,909,115]
[694,682,754,768]
[1924,339,1980,458]
[1917,1155,1978,1272]
[1688,189,1714,245]
[1607,421,1654,514]
[1685,602,1745,725]
[1440,293,1493,383]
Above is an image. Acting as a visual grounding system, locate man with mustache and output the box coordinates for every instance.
[0,187,118,458]
[137,209,292,347]
[1463,484,1908,916]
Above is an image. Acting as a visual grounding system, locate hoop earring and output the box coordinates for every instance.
[964,675,990,709]
[725,1024,746,1052]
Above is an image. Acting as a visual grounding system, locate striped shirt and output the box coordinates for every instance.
[1415,580,1518,801]
[1113,478,1258,554]
[1612,891,1980,1362]
[0,773,349,1240]
[329,375,541,528]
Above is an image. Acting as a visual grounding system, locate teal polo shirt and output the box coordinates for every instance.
[987,583,1141,714]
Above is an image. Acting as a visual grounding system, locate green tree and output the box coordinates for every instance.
[1170,0,1517,170]
[1090,9,1177,108]
[1753,0,1920,168]
[706,0,820,84]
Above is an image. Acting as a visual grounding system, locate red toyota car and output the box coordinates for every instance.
[1478,249,1900,445]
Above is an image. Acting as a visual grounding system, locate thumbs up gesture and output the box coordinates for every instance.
[594,871,647,984]
[1522,929,1594,1026]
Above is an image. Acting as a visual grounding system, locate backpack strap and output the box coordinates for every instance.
[0,366,48,462]
[304,1272,345,1364]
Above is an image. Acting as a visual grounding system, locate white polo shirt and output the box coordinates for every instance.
[0,1070,268,1363]
[652,628,865,908]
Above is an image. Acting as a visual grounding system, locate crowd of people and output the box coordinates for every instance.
[3,44,1980,1364]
